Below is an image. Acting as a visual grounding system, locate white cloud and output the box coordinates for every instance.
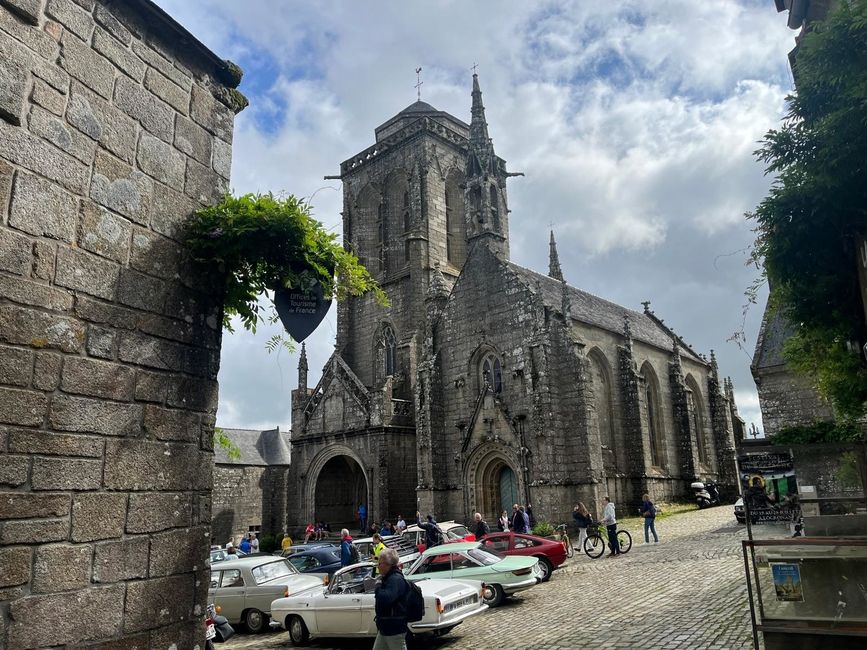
[154,0,797,433]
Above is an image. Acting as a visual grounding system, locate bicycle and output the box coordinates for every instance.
[583,522,632,558]
[554,523,574,558]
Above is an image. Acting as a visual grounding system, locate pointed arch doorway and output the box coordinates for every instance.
[479,457,520,519]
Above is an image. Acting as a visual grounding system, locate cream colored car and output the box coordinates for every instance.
[208,555,322,633]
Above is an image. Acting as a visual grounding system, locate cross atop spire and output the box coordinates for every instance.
[548,230,563,281]
[414,67,423,101]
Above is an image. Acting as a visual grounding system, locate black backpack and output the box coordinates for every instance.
[404,579,425,622]
[348,543,360,564]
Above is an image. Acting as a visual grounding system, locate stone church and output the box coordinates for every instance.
[285,75,741,531]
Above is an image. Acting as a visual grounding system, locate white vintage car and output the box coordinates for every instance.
[270,561,487,646]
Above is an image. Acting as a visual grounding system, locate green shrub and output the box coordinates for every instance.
[531,521,555,537]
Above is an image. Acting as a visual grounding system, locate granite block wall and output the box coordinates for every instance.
[0,1,241,646]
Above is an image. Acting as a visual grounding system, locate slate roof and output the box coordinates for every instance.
[506,261,704,363]
[215,427,291,466]
[752,301,791,371]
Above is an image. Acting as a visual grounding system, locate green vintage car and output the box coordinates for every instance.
[404,541,543,607]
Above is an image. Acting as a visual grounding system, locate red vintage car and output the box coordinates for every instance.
[479,532,566,582]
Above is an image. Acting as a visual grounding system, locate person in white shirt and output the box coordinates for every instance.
[601,496,620,557]
[396,515,406,532]
[250,533,259,553]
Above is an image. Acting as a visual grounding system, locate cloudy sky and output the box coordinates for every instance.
[155,0,797,434]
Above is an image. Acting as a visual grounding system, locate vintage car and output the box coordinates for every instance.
[284,546,343,578]
[270,561,487,646]
[405,541,542,607]
[402,521,476,552]
[354,534,421,568]
[479,531,567,581]
[209,555,323,633]
[277,542,337,558]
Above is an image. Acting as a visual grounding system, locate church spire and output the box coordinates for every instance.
[298,342,308,391]
[464,72,509,259]
[548,230,563,281]
[470,73,490,149]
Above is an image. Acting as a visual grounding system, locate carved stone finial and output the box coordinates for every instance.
[641,300,651,314]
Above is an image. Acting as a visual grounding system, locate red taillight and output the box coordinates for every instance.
[512,568,532,576]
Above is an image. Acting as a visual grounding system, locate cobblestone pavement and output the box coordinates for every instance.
[222,506,755,650]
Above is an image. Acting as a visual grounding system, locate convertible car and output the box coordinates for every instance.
[405,541,543,607]
[270,562,487,646]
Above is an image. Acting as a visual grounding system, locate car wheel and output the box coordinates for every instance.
[244,608,268,633]
[482,583,505,607]
[287,615,310,646]
[535,556,553,582]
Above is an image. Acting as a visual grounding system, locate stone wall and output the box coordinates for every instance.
[0,1,240,646]
[754,367,835,436]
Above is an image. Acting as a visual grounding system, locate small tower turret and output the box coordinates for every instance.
[298,342,308,391]
[548,230,563,281]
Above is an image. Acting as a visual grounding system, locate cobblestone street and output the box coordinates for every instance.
[222,506,754,650]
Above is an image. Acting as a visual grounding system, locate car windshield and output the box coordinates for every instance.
[466,548,501,565]
[447,526,470,539]
[251,559,299,585]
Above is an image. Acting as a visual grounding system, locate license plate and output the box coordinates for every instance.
[445,594,477,612]
[205,623,216,640]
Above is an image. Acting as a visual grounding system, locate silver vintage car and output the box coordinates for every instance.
[209,555,323,633]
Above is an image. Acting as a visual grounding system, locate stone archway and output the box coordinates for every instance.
[305,445,370,532]
[466,444,522,521]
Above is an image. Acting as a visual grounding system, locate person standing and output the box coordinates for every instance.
[358,504,368,534]
[601,496,620,557]
[473,512,490,540]
[416,511,442,549]
[396,515,406,532]
[238,534,251,554]
[373,548,409,650]
[511,504,525,533]
[640,493,659,544]
[572,503,592,552]
[498,510,509,533]
[372,533,386,562]
[250,532,259,553]
[340,528,354,566]
[521,505,530,533]
[281,532,292,551]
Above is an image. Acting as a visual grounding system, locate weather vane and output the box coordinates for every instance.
[415,67,423,101]
[471,62,479,75]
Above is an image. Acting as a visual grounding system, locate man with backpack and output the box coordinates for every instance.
[340,528,359,566]
[374,548,411,649]
[415,511,443,549]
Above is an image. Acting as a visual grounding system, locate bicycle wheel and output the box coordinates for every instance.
[583,534,605,558]
[563,534,574,558]
[617,529,632,554]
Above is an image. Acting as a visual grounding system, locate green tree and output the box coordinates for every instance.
[749,0,867,420]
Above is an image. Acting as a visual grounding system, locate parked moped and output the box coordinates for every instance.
[691,481,720,509]
[205,603,234,649]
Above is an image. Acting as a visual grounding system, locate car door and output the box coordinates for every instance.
[482,534,510,555]
[315,566,370,634]
[215,569,245,623]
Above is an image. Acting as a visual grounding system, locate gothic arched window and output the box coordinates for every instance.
[641,363,664,467]
[686,375,708,466]
[382,326,397,377]
[376,200,387,272]
[445,173,466,267]
[489,184,500,230]
[480,353,504,395]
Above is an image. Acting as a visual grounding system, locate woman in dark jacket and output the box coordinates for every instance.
[572,503,592,551]
[640,493,659,543]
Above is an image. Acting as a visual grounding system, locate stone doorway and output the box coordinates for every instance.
[314,455,368,531]
[479,456,520,520]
